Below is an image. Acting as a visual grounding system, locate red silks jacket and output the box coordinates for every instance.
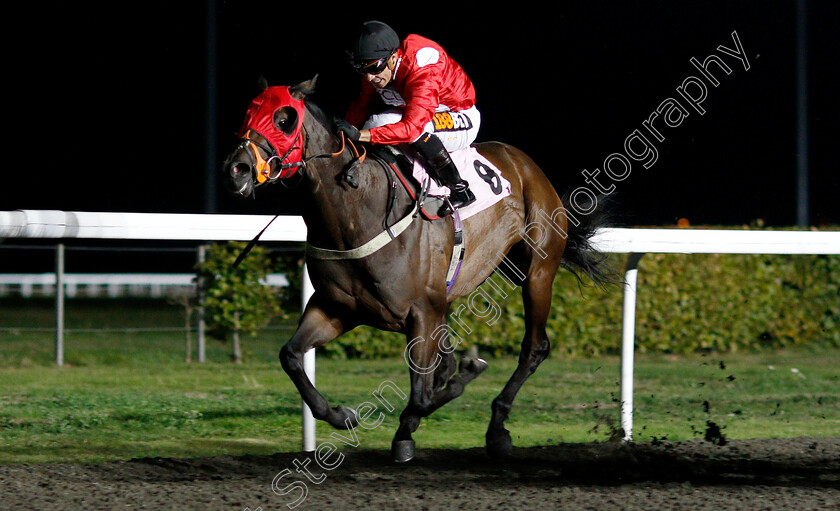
[345,34,477,145]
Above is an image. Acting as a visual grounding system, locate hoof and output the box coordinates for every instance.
[391,439,415,463]
[459,356,489,383]
[330,406,359,430]
[486,430,513,459]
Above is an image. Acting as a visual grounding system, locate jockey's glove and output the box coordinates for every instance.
[334,119,361,142]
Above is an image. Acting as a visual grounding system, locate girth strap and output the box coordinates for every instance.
[305,202,419,260]
[445,206,465,294]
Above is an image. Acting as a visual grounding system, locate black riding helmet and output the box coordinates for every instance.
[348,21,400,65]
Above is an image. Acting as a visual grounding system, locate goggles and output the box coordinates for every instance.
[353,57,389,75]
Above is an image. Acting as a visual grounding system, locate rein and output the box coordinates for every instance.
[240,125,366,184]
[233,125,405,268]
[302,130,421,261]
[234,111,462,293]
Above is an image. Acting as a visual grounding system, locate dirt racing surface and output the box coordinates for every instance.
[2,437,838,510]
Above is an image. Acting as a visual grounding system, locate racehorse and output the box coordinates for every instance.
[224,77,613,462]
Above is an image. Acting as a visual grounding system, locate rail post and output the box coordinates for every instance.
[55,243,65,367]
[620,252,644,441]
[301,263,316,451]
[196,245,207,363]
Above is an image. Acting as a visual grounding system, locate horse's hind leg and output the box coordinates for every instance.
[486,257,561,458]
[279,294,360,430]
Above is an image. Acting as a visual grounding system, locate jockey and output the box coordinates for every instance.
[336,20,479,215]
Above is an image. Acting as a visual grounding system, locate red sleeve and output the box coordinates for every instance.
[369,63,442,145]
[345,79,379,128]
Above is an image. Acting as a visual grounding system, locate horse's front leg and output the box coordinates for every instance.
[279,294,359,430]
[392,307,488,462]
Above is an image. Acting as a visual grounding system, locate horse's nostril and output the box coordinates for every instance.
[230,162,251,175]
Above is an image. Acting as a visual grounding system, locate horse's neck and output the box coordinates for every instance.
[300,115,404,251]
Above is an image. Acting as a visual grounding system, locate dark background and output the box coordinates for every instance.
[3,1,839,229]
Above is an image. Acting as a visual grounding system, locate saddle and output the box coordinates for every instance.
[368,145,450,221]
[363,145,462,291]
[366,144,512,293]
[367,144,511,221]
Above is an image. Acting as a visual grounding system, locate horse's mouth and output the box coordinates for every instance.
[233,178,255,199]
[226,160,256,198]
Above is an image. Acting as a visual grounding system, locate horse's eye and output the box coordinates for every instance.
[273,107,298,135]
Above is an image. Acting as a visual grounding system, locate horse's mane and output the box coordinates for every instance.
[288,78,338,136]
[303,100,338,136]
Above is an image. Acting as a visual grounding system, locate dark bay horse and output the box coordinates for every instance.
[224,77,612,462]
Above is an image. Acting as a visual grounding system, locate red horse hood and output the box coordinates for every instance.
[238,86,305,180]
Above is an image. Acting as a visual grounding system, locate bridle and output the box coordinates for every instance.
[237,106,366,188]
[232,112,420,265]
[238,129,306,184]
[232,109,382,268]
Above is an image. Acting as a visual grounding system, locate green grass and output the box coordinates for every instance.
[1,298,838,465]
[0,297,293,366]
[1,347,837,465]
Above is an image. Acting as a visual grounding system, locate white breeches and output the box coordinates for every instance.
[363,106,481,152]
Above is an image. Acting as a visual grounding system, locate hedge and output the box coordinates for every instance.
[314,250,840,359]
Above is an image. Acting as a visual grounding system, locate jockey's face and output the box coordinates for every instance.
[365,53,398,89]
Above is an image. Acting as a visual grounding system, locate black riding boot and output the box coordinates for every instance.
[412,133,476,216]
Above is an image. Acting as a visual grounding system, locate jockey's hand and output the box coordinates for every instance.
[334,119,361,142]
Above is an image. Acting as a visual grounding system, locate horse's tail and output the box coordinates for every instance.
[560,192,618,288]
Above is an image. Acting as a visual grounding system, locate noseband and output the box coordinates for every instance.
[239,129,306,184]
[237,121,366,188]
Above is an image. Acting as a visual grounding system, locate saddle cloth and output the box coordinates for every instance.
[411,147,511,220]
[378,146,511,221]
[367,145,511,293]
